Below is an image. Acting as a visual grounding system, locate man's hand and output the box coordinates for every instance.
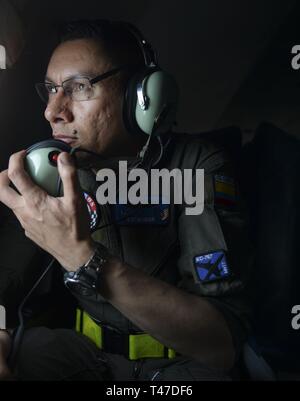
[0,330,12,380]
[0,151,95,271]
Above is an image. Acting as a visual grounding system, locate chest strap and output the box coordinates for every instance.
[76,308,176,360]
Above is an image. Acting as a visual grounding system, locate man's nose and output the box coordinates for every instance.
[44,90,74,124]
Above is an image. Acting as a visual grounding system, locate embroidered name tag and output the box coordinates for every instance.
[112,200,169,226]
[194,250,231,283]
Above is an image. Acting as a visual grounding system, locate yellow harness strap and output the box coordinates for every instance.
[76,308,103,349]
[76,309,176,360]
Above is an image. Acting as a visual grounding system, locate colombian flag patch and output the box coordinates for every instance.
[214,174,237,208]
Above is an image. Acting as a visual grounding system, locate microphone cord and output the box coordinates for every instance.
[7,257,56,371]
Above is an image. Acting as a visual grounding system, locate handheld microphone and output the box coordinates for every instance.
[25,139,72,197]
[24,139,100,230]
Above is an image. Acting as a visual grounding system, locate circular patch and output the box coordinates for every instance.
[83,192,100,230]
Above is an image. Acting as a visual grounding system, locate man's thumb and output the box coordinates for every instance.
[57,152,80,198]
[58,152,73,166]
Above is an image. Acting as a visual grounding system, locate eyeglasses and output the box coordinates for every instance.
[35,66,123,103]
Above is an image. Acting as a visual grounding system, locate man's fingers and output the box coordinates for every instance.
[7,150,41,198]
[0,169,22,209]
[58,152,81,203]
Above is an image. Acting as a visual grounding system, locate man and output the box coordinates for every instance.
[0,20,253,380]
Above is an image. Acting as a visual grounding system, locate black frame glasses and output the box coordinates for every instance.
[35,66,123,103]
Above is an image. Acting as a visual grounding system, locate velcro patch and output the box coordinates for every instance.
[112,200,169,226]
[214,174,237,208]
[194,250,231,283]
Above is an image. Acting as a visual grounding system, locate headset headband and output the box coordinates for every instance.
[118,21,158,68]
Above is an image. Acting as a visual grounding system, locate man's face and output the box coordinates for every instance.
[44,38,144,158]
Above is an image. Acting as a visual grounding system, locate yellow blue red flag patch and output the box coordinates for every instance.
[214,174,237,208]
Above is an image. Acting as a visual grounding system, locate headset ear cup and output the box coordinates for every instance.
[137,70,178,135]
[123,69,150,137]
[123,72,137,135]
[124,68,179,137]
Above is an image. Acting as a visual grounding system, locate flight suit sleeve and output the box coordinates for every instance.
[176,158,254,361]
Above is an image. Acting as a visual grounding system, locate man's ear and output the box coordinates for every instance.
[0,0,25,69]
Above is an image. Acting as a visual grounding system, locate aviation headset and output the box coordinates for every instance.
[111,21,179,137]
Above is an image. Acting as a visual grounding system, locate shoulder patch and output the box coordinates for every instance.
[214,174,237,209]
[194,250,231,283]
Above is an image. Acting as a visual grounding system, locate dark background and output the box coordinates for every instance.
[0,0,300,166]
[0,0,299,375]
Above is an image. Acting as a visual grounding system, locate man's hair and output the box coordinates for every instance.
[59,19,145,90]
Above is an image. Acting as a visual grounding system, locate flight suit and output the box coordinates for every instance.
[15,131,254,380]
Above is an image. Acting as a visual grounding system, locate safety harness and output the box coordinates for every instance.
[76,309,176,360]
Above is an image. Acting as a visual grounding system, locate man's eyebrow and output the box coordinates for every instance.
[44,72,96,83]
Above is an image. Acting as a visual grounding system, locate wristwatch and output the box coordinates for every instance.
[63,243,110,297]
